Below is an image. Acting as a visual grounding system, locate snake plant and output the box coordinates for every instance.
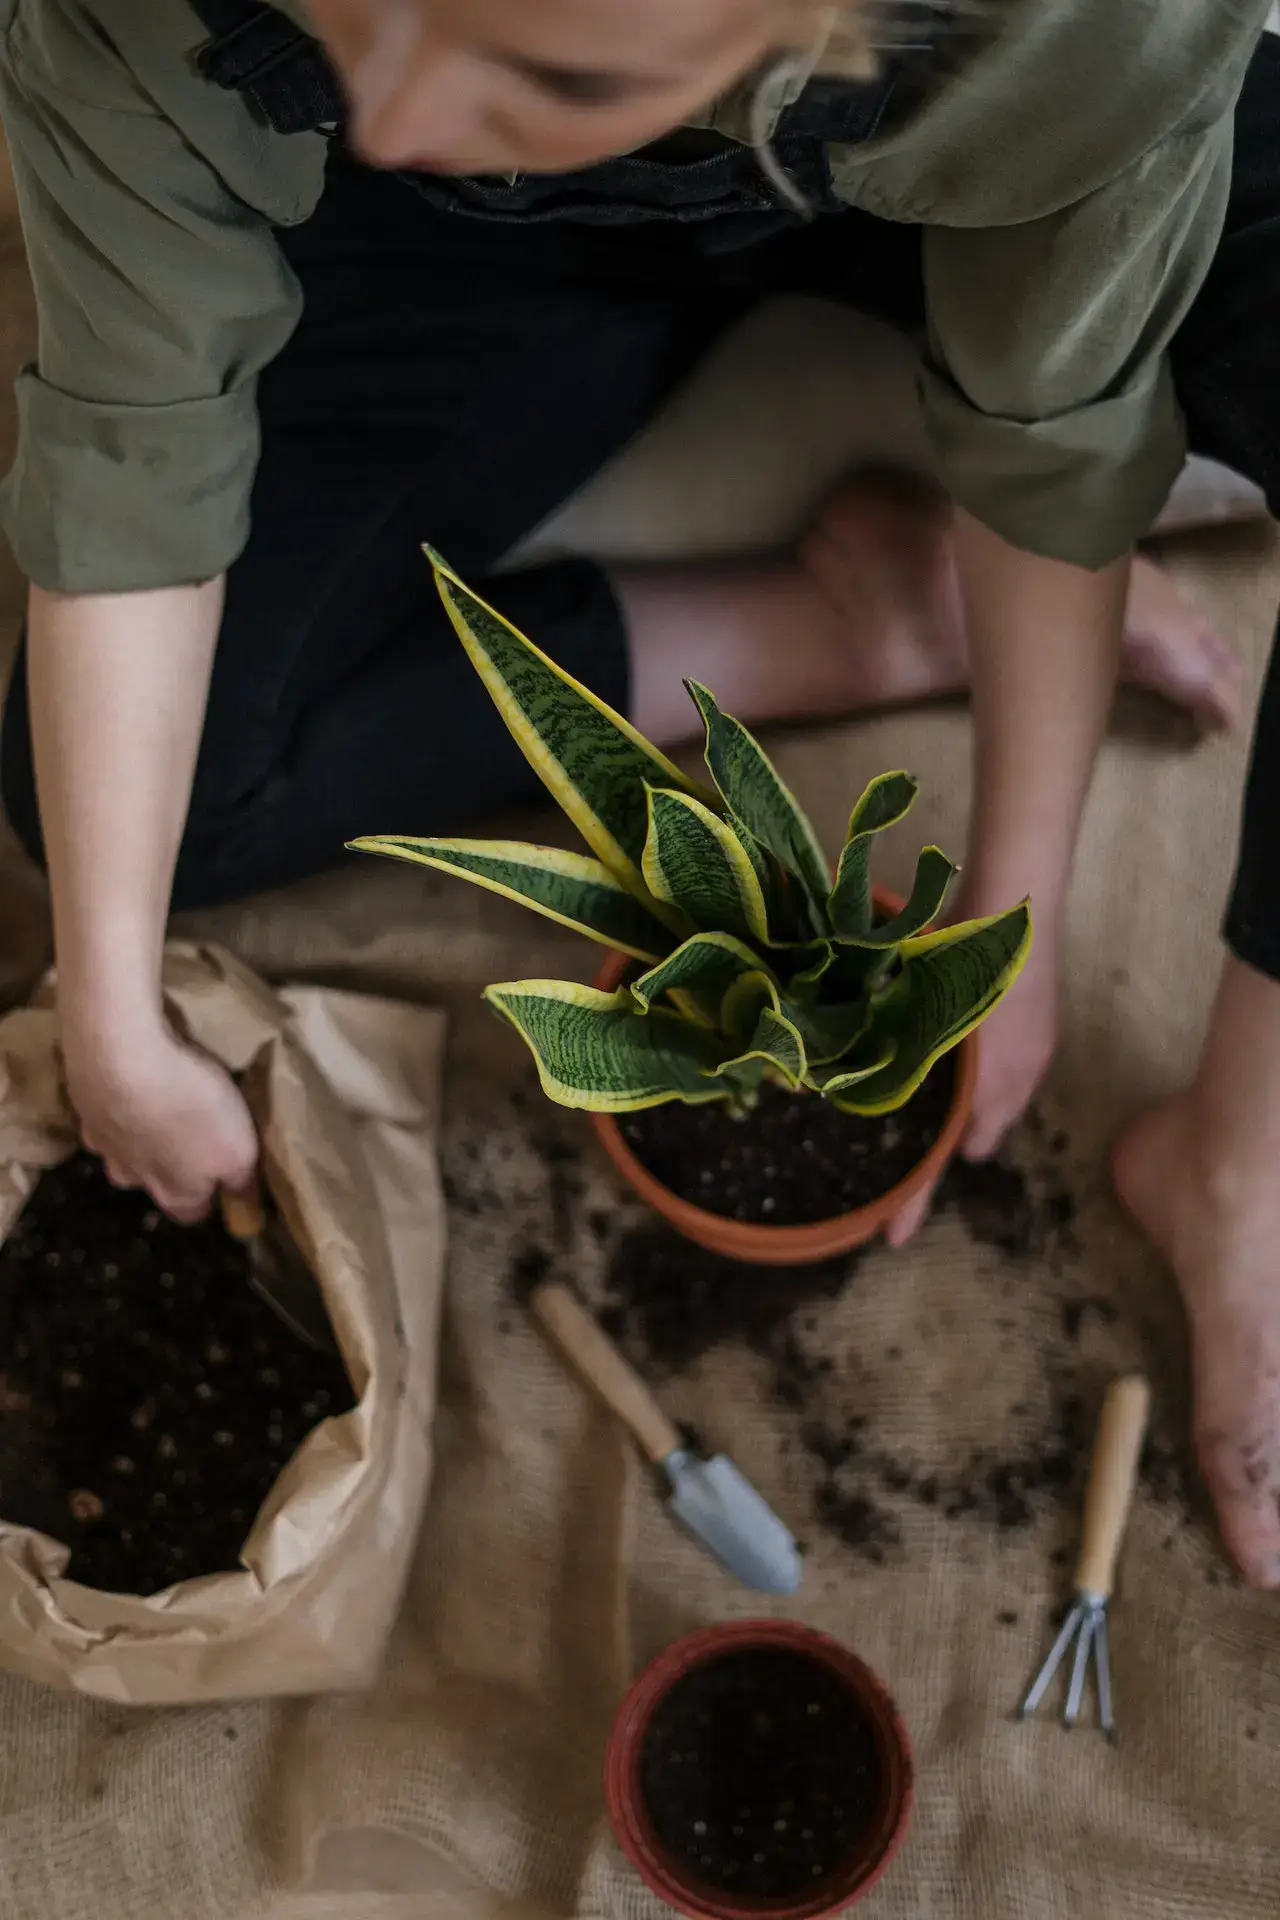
[351,549,1031,1117]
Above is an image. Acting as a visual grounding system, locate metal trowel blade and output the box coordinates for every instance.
[244,1214,339,1356]
[663,1448,801,1594]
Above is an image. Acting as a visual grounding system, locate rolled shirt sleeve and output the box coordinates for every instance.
[919,116,1234,569]
[0,1,307,591]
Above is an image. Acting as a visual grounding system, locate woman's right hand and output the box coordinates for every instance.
[26,578,239,1222]
[63,1020,259,1224]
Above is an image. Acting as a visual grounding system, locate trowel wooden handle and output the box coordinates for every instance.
[530,1281,682,1465]
[220,1179,266,1242]
[1076,1373,1151,1600]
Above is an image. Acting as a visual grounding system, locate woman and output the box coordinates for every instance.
[1,0,1277,1582]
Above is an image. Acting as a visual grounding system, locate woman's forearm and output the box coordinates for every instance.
[955,510,1129,917]
[28,578,223,1049]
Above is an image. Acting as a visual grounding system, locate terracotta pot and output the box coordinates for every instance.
[604,1620,913,1920]
[589,888,975,1265]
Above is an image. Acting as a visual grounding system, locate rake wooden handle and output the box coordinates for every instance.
[1076,1373,1151,1600]
[219,1179,266,1242]
[530,1281,682,1465]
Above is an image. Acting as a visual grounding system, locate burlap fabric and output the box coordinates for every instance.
[0,115,1278,1920]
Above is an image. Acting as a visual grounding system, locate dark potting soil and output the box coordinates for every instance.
[619,1061,956,1228]
[0,1152,355,1595]
[640,1646,882,1900]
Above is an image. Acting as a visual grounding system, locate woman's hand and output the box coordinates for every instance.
[885,896,1060,1247]
[27,578,234,1218]
[884,513,1128,1248]
[63,1017,258,1223]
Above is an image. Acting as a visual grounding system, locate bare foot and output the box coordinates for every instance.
[1122,556,1243,730]
[1113,1094,1280,1588]
[621,479,1241,746]
[795,473,967,706]
[621,473,969,742]
[802,502,1242,727]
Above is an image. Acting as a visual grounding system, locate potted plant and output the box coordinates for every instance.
[603,1619,914,1918]
[353,551,1030,1264]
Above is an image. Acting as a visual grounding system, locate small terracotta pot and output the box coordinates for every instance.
[589,888,975,1264]
[605,1620,914,1920]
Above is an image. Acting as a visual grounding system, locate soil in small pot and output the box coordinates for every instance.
[0,1152,354,1595]
[620,1058,956,1227]
[640,1645,882,1901]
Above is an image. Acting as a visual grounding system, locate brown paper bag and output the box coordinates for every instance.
[0,942,438,1704]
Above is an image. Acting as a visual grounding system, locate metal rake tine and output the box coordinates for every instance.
[1063,1608,1096,1727]
[1019,1600,1086,1719]
[1093,1610,1114,1740]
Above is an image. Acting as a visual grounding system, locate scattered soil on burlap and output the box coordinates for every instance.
[0,1152,353,1594]
[619,1063,956,1227]
[585,1110,1203,1562]
[639,1646,881,1900]
[477,1085,1205,1567]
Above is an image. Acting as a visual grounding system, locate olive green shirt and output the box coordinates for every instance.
[0,0,1270,591]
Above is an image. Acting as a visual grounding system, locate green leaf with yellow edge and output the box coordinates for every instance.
[714,1003,808,1088]
[630,932,766,1014]
[484,979,738,1113]
[779,938,836,997]
[685,681,830,920]
[426,547,698,908]
[827,904,1033,1115]
[836,846,956,949]
[828,772,918,937]
[642,786,770,943]
[350,836,672,961]
[720,966,782,1042]
[812,1042,899,1107]
[792,998,872,1068]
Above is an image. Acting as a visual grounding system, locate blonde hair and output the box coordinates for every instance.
[781,4,877,76]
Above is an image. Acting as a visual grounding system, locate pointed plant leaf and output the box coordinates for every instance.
[721,967,783,1042]
[351,836,672,961]
[790,998,872,1068]
[426,548,698,907]
[828,772,918,937]
[642,786,769,943]
[780,938,836,997]
[714,1003,808,1088]
[484,979,735,1113]
[686,681,830,923]
[739,829,791,941]
[630,932,766,1014]
[814,1042,899,1106]
[836,846,956,950]
[831,904,1032,1115]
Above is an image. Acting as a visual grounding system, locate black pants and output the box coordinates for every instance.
[4,38,1280,966]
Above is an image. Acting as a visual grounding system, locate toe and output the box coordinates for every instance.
[1122,625,1242,730]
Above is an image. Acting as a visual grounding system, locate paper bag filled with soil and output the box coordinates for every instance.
[0,943,432,1703]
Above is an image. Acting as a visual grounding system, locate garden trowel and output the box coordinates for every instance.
[220,1179,339,1355]
[529,1279,800,1594]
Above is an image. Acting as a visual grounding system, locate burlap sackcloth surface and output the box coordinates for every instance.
[0,118,1279,1920]
[0,523,1262,1920]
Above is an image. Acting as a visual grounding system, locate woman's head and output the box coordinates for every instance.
[308,0,844,175]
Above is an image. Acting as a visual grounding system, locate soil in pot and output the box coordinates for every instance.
[639,1645,882,1901]
[620,1057,956,1227]
[0,1151,354,1595]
